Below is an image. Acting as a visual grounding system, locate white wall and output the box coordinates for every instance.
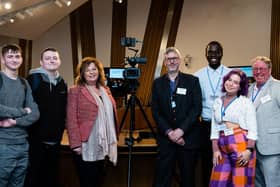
[2,0,271,83]
[32,17,74,86]
[92,0,150,66]
[126,0,150,57]
[92,0,271,75]
[177,0,271,74]
[92,0,113,67]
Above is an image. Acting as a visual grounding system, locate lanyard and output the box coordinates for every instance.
[221,96,237,121]
[207,66,224,97]
[251,83,265,102]
[170,80,177,108]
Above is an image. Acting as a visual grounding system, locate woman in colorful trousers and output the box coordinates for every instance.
[209,69,258,187]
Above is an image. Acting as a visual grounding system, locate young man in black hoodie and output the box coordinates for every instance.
[25,48,67,187]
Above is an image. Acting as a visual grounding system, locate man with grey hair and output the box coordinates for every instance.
[248,56,280,187]
[152,47,202,187]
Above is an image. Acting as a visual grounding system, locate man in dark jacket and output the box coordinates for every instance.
[152,47,202,187]
[25,48,67,187]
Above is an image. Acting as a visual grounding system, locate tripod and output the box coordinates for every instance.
[119,84,156,187]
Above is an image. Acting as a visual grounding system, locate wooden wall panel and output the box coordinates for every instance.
[160,0,184,75]
[18,39,32,78]
[111,0,127,67]
[137,0,184,106]
[270,0,280,80]
[70,0,96,78]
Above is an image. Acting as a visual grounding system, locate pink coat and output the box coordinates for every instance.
[66,85,119,149]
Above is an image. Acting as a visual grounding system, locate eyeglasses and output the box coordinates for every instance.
[166,57,179,62]
[253,67,268,72]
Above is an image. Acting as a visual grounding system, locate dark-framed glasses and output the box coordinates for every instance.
[166,57,179,62]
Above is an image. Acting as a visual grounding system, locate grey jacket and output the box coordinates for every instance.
[248,77,280,155]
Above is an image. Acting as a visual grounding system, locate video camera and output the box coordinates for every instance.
[106,37,147,97]
[121,37,147,80]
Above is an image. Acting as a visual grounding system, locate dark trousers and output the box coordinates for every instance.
[72,153,105,187]
[153,137,199,187]
[24,141,61,187]
[198,120,213,187]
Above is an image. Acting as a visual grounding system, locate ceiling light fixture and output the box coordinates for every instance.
[66,1,71,6]
[24,9,34,16]
[0,0,69,27]
[61,0,71,6]
[3,2,12,10]
[9,18,14,23]
[15,12,25,20]
[54,0,63,8]
[0,20,7,26]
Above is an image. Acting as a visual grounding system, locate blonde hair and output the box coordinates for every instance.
[251,56,272,69]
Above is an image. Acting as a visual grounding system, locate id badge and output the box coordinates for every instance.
[217,123,227,131]
[224,128,234,136]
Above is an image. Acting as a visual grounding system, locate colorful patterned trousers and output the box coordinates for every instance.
[209,128,256,187]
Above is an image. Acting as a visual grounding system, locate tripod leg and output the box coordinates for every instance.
[119,98,131,132]
[135,97,156,138]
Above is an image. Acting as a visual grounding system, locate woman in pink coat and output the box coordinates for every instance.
[66,57,119,187]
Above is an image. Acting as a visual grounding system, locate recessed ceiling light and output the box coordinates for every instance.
[61,0,71,6]
[4,2,12,10]
[0,20,7,26]
[66,0,71,6]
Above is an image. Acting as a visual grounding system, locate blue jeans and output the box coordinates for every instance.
[0,143,29,187]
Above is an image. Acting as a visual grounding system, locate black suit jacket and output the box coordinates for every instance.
[151,72,202,149]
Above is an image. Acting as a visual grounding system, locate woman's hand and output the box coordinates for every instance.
[213,151,222,166]
[73,147,82,155]
[238,150,251,166]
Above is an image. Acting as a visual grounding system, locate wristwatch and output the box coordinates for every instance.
[246,147,254,153]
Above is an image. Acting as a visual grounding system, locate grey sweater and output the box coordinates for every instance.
[0,72,40,144]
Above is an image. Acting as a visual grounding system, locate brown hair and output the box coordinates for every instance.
[1,44,22,56]
[74,57,106,87]
[40,47,59,60]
